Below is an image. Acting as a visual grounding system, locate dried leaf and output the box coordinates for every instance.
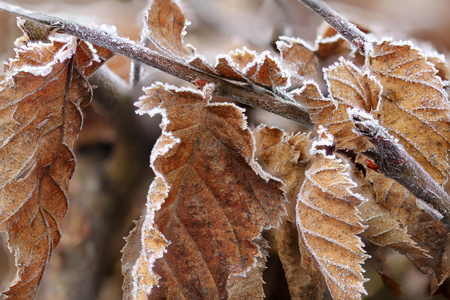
[214,54,248,82]
[244,51,289,89]
[360,200,430,257]
[255,125,310,199]
[135,83,286,299]
[145,0,194,58]
[215,49,290,89]
[145,0,213,73]
[366,40,450,184]
[254,126,324,299]
[277,37,318,81]
[315,24,351,59]
[297,134,368,300]
[276,218,325,300]
[227,238,268,300]
[0,35,110,298]
[229,47,257,69]
[292,58,380,151]
[365,168,450,291]
[122,176,170,300]
[315,23,368,61]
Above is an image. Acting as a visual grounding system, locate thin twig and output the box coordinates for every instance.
[349,108,450,226]
[0,1,314,129]
[297,0,369,54]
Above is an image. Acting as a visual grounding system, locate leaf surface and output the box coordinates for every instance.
[145,0,194,59]
[255,126,325,299]
[277,37,317,81]
[366,40,450,184]
[0,35,112,298]
[364,168,450,291]
[134,83,286,299]
[292,58,379,151]
[296,133,368,300]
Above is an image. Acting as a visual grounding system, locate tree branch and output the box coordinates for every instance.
[348,108,450,226]
[297,0,369,54]
[0,1,314,129]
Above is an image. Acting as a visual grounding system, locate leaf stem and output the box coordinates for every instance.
[297,0,369,54]
[349,108,450,226]
[0,1,314,129]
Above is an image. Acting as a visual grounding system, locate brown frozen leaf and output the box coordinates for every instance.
[366,40,450,184]
[0,35,110,298]
[229,47,257,69]
[365,168,450,292]
[315,24,351,59]
[360,200,429,257]
[244,51,289,88]
[276,218,325,300]
[255,125,310,199]
[121,176,170,300]
[352,160,429,258]
[214,54,248,82]
[254,126,324,299]
[315,23,369,60]
[297,136,368,300]
[227,238,268,300]
[145,0,213,74]
[135,83,286,299]
[145,0,194,59]
[292,58,379,151]
[277,37,318,80]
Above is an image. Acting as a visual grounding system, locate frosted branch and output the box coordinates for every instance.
[0,1,314,129]
[349,108,450,226]
[297,0,369,54]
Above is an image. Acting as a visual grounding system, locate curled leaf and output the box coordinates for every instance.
[292,58,380,151]
[366,40,450,184]
[297,136,368,300]
[135,83,286,299]
[0,35,111,298]
[277,37,318,81]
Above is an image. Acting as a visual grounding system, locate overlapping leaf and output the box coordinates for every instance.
[351,164,429,258]
[0,34,112,298]
[296,131,368,300]
[366,40,450,184]
[292,58,379,151]
[133,83,286,299]
[276,37,318,82]
[255,126,325,299]
[145,0,290,90]
[364,168,450,292]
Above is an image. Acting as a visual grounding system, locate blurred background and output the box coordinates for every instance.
[0,0,449,299]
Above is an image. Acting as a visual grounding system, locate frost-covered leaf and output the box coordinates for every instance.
[243,51,289,89]
[255,125,310,199]
[0,34,112,299]
[276,218,325,300]
[145,0,212,73]
[121,176,170,300]
[365,168,450,292]
[145,0,194,59]
[215,54,249,82]
[315,23,368,61]
[135,83,286,299]
[360,200,429,258]
[297,134,368,300]
[292,58,379,151]
[352,160,429,258]
[366,40,450,184]
[215,48,290,89]
[277,37,318,81]
[255,126,324,299]
[227,239,268,300]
